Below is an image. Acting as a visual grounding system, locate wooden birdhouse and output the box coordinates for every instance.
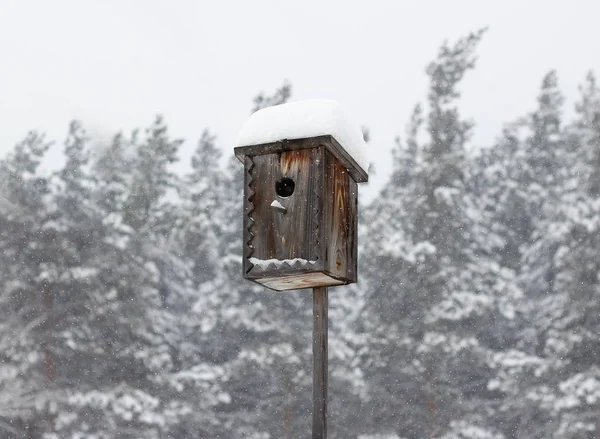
[234,99,369,291]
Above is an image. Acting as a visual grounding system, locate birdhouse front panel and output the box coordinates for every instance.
[246,147,323,265]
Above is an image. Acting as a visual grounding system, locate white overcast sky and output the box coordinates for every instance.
[1,0,600,200]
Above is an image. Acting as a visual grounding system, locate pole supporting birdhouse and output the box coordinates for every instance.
[234,99,369,438]
[312,286,328,438]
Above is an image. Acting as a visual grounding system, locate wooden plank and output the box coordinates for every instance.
[349,178,358,282]
[310,146,325,265]
[256,272,344,291]
[245,148,324,276]
[235,135,368,184]
[323,136,368,183]
[273,148,319,261]
[234,137,325,162]
[313,286,328,439]
[248,154,278,260]
[323,151,357,283]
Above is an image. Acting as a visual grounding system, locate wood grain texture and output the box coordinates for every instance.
[257,273,344,291]
[235,135,368,183]
[324,136,368,183]
[323,151,358,283]
[242,155,255,276]
[239,140,360,290]
[235,137,324,163]
[313,286,328,439]
[349,178,358,282]
[245,147,324,278]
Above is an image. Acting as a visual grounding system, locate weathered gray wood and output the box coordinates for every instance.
[313,286,328,439]
[273,148,322,262]
[235,135,368,183]
[245,148,325,278]
[239,139,360,290]
[248,153,277,260]
[242,155,255,276]
[257,272,344,291]
[235,136,322,161]
[349,178,358,282]
[324,136,368,183]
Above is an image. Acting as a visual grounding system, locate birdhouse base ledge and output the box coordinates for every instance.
[254,272,345,292]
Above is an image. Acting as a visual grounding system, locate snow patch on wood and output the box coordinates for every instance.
[249,257,317,268]
[269,199,286,213]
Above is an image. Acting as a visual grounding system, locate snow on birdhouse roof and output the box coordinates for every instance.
[235,99,369,177]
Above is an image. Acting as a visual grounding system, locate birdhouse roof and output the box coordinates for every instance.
[235,99,369,181]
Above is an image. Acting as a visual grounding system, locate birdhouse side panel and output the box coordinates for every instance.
[323,151,358,283]
[243,147,325,278]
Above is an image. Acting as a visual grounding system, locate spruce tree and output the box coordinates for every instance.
[361,29,516,439]
[0,131,54,437]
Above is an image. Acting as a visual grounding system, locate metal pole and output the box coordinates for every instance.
[312,286,328,439]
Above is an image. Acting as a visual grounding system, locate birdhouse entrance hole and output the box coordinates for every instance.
[276,178,295,198]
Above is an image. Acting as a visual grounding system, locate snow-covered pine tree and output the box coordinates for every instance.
[46,117,220,438]
[211,82,315,439]
[360,29,517,439]
[251,81,292,113]
[494,71,600,439]
[544,70,600,439]
[164,129,241,438]
[483,71,575,438]
[0,131,55,438]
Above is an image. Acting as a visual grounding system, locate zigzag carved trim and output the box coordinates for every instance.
[311,147,323,264]
[247,258,318,276]
[244,155,255,274]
